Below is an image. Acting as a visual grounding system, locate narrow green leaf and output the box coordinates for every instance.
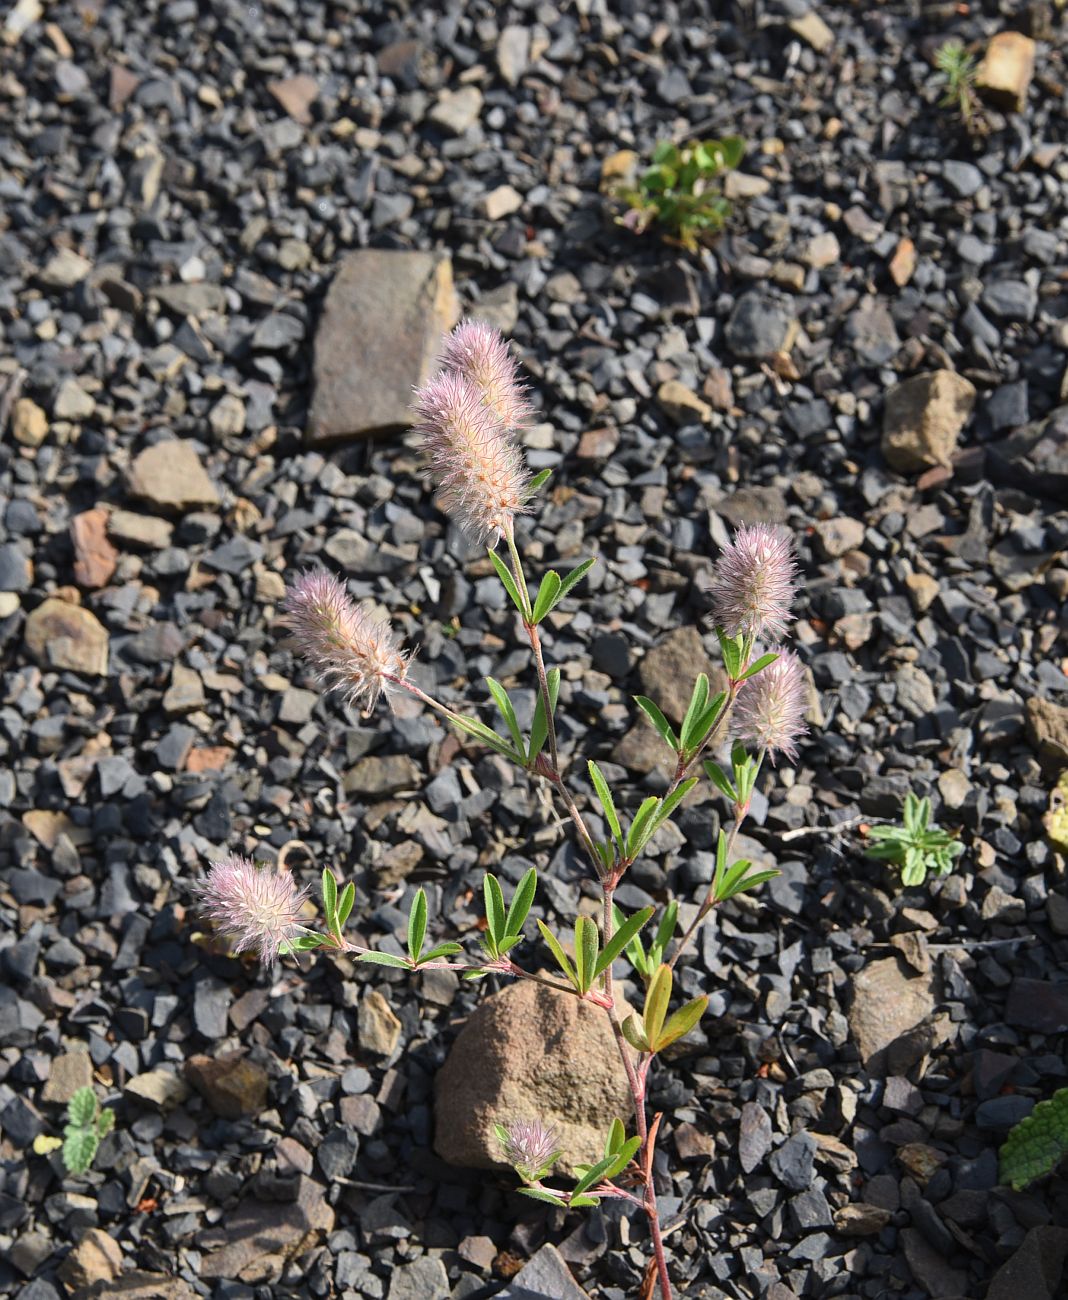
[588,760,623,851]
[626,796,662,858]
[614,904,648,974]
[337,882,356,929]
[537,920,578,990]
[712,829,729,900]
[574,915,599,994]
[719,858,753,898]
[643,964,673,1049]
[653,900,679,951]
[715,628,743,679]
[528,667,561,765]
[648,777,698,836]
[531,570,563,624]
[516,1187,568,1207]
[634,695,679,750]
[528,468,553,495]
[418,942,462,964]
[556,557,596,603]
[602,1138,642,1181]
[504,867,537,936]
[484,874,506,945]
[655,995,708,1050]
[621,1014,649,1052]
[741,652,779,681]
[684,690,726,754]
[594,906,654,979]
[704,760,737,802]
[605,1117,626,1158]
[721,869,779,901]
[358,951,411,968]
[448,713,523,763]
[572,1154,618,1196]
[278,934,330,953]
[486,677,526,761]
[679,674,710,753]
[67,1088,97,1129]
[322,868,339,932]
[488,547,527,617]
[569,1193,600,1208]
[408,888,427,963]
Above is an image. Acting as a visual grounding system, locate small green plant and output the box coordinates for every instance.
[1000,1088,1068,1190]
[1044,771,1068,851]
[864,791,963,886]
[33,1085,115,1174]
[612,136,745,253]
[935,40,979,127]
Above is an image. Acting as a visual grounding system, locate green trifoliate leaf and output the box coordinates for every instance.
[643,964,673,1050]
[278,934,330,954]
[704,759,737,802]
[573,915,599,994]
[448,713,524,765]
[715,628,745,680]
[418,942,462,965]
[679,674,709,753]
[572,1153,619,1197]
[626,796,661,859]
[605,1117,627,1158]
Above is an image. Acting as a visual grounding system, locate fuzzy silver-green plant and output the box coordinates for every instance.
[1000,1088,1068,1190]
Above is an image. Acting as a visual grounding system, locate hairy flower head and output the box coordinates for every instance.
[195,855,309,967]
[496,1118,561,1183]
[441,319,532,431]
[281,569,407,713]
[733,648,809,765]
[412,369,530,542]
[707,523,798,644]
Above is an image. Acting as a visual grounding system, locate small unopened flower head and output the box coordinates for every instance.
[441,319,532,431]
[195,855,309,967]
[707,523,798,643]
[412,369,530,542]
[496,1118,560,1182]
[281,569,407,713]
[733,648,809,765]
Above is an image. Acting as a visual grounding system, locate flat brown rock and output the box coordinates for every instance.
[882,371,976,472]
[24,597,109,676]
[434,979,633,1175]
[127,440,220,512]
[198,1176,334,1283]
[71,508,118,589]
[977,31,1035,112]
[307,250,459,444]
[848,956,936,1074]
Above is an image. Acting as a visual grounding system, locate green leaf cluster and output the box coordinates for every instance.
[510,1118,641,1209]
[457,665,565,771]
[1000,1088,1068,1191]
[635,672,727,764]
[490,548,595,628]
[588,759,697,871]
[935,40,978,124]
[621,964,707,1055]
[612,136,745,253]
[538,906,652,996]
[865,792,963,887]
[710,828,779,904]
[359,887,461,969]
[60,1086,114,1175]
[478,868,537,966]
[704,740,764,810]
[614,901,677,983]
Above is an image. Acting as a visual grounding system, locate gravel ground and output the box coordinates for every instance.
[2,1,1068,1298]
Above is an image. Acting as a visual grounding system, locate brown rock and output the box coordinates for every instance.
[185,1052,269,1119]
[71,509,118,589]
[977,31,1036,113]
[307,250,459,444]
[1027,697,1068,763]
[58,1228,122,1291]
[889,237,917,288]
[24,597,109,676]
[75,1271,196,1300]
[124,1069,190,1112]
[267,74,319,124]
[434,979,633,1175]
[848,956,936,1074]
[657,380,713,425]
[576,427,619,459]
[108,64,139,111]
[639,625,717,725]
[42,1050,93,1104]
[882,370,976,472]
[12,397,47,447]
[185,745,233,774]
[358,989,402,1057]
[107,510,173,549]
[833,1203,892,1236]
[128,440,220,512]
[199,1176,334,1283]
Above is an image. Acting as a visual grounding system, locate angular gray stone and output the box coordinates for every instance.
[497,1244,590,1299]
[308,250,459,444]
[387,1256,449,1300]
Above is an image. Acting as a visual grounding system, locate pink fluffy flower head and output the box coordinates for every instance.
[733,648,809,765]
[281,569,408,714]
[496,1118,561,1182]
[707,523,798,644]
[195,855,309,967]
[441,319,533,431]
[412,368,530,542]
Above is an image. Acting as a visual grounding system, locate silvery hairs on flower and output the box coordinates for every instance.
[707,523,798,644]
[497,1118,560,1181]
[281,569,408,714]
[195,855,310,968]
[733,647,809,765]
[413,321,532,543]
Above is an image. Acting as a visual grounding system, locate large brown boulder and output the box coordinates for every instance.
[435,978,634,1175]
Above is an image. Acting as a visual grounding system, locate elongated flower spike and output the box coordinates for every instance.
[281,569,408,714]
[707,522,798,644]
[440,318,533,432]
[196,855,309,968]
[412,368,530,543]
[733,647,809,765]
[496,1118,562,1183]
